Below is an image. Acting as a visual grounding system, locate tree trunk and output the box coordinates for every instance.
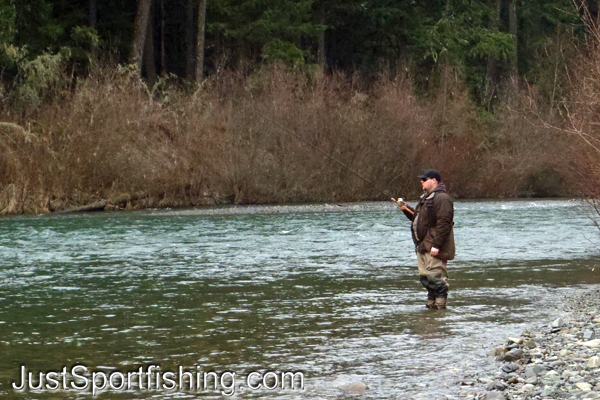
[317,1,325,66]
[160,0,167,75]
[195,0,207,81]
[144,14,156,83]
[186,0,195,79]
[485,0,501,110]
[508,0,518,83]
[89,0,97,28]
[130,0,153,72]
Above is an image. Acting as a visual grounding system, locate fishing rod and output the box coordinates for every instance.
[279,124,414,214]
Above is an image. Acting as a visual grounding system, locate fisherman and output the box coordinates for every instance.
[395,169,455,310]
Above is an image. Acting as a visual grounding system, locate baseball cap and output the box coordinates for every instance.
[417,169,441,181]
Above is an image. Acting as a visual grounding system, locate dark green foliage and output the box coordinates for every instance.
[518,0,582,80]
[13,0,64,53]
[207,0,321,67]
[0,0,15,45]
[0,0,589,111]
[263,38,306,66]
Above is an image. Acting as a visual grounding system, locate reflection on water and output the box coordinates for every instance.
[0,200,599,399]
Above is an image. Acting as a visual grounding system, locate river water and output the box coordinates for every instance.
[0,199,599,399]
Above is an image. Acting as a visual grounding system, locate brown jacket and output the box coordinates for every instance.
[402,183,455,261]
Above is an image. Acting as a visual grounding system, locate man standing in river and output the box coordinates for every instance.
[396,169,455,310]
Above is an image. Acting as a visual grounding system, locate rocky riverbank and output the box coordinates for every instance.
[453,285,600,400]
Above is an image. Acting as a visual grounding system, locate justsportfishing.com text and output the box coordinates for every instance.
[12,365,305,396]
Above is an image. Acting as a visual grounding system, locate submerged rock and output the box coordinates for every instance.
[339,381,368,394]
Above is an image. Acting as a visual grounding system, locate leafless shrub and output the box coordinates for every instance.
[0,62,582,214]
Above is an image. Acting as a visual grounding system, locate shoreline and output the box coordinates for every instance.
[452,285,600,400]
[0,196,586,217]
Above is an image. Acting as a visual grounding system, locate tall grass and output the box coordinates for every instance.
[0,63,577,214]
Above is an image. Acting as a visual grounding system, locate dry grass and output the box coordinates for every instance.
[0,63,580,214]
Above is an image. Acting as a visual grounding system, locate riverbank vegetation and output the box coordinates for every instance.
[0,0,598,214]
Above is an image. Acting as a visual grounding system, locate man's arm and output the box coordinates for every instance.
[432,195,453,249]
[400,204,415,221]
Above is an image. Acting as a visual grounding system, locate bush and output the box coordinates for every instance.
[0,62,582,214]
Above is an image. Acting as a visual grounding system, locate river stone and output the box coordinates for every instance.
[486,381,507,391]
[524,339,537,349]
[541,385,557,396]
[583,392,600,399]
[506,337,524,345]
[522,383,535,392]
[526,364,549,376]
[582,339,600,348]
[588,356,600,368]
[552,318,566,328]
[489,346,506,357]
[504,343,519,350]
[569,375,584,383]
[503,349,524,362]
[576,382,593,392]
[559,348,569,356]
[484,392,506,400]
[544,370,561,382]
[583,330,596,341]
[502,363,519,373]
[525,376,538,384]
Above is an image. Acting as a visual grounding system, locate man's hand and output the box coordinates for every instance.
[430,247,440,257]
[391,197,407,211]
[398,203,410,212]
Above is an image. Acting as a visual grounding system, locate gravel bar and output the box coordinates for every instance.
[451,285,600,400]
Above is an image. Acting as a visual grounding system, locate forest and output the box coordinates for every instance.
[1,0,600,214]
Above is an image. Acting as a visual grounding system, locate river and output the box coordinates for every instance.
[0,199,599,399]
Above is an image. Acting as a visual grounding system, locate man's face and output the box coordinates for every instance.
[421,178,438,193]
